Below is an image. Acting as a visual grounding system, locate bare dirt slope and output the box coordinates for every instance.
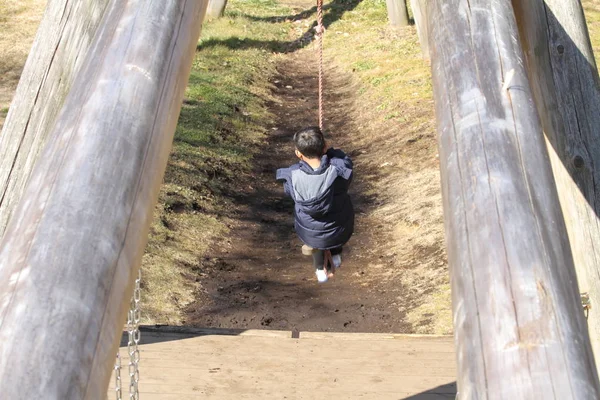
[185,49,445,333]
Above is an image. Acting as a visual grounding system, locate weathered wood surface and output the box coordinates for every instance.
[410,0,429,59]
[0,0,111,237]
[428,1,600,398]
[512,0,600,363]
[386,0,409,27]
[0,0,208,398]
[109,328,457,399]
[205,0,228,19]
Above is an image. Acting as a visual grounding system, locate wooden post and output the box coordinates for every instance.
[0,0,111,237]
[410,0,429,59]
[0,0,207,398]
[205,0,228,19]
[512,0,600,363]
[386,0,409,27]
[427,1,600,398]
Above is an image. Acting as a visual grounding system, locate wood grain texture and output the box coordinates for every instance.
[386,0,409,27]
[427,0,600,398]
[0,0,111,237]
[0,0,208,398]
[108,331,457,399]
[410,0,429,59]
[512,0,600,364]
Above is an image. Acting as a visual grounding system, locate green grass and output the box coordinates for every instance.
[141,0,294,324]
[324,0,432,125]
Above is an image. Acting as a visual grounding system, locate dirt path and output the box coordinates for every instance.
[1,0,449,334]
[185,50,415,333]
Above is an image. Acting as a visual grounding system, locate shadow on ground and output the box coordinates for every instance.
[184,48,414,333]
[199,0,364,54]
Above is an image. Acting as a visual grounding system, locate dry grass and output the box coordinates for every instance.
[323,0,600,335]
[140,0,293,324]
[0,0,46,126]
[584,0,600,62]
[320,0,450,334]
[343,0,600,335]
[142,209,226,324]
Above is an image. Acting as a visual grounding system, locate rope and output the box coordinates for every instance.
[316,0,325,131]
[323,249,334,276]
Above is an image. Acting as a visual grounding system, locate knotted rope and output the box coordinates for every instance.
[316,0,325,131]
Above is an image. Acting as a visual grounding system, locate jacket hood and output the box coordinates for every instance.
[295,185,334,218]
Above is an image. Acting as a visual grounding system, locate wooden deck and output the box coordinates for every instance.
[110,327,457,399]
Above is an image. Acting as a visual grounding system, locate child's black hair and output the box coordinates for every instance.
[294,126,325,158]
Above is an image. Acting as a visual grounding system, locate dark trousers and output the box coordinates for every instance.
[313,247,343,270]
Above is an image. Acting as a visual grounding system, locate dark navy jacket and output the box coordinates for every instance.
[276,148,354,250]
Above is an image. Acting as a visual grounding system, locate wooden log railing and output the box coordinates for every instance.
[410,0,429,59]
[205,0,228,19]
[0,0,111,236]
[512,0,600,364]
[0,0,207,398]
[386,0,409,27]
[428,0,600,398]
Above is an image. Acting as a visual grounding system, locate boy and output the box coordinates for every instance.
[276,126,354,283]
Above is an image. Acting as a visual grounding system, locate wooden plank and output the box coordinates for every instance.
[0,0,111,236]
[132,377,456,395]
[109,331,456,399]
[137,364,455,377]
[0,1,208,399]
[124,355,455,373]
[427,0,600,398]
[110,394,456,400]
[139,325,292,338]
[299,331,452,341]
[296,338,454,353]
[410,0,429,59]
[512,0,600,364]
[114,379,455,397]
[110,375,455,397]
[129,335,455,354]
[118,387,457,399]
[139,325,454,342]
[122,346,455,374]
[386,0,409,27]
[138,348,455,363]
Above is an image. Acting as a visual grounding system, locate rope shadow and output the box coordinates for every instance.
[228,4,324,23]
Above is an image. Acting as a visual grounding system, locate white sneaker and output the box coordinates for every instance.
[315,269,328,283]
[332,254,342,269]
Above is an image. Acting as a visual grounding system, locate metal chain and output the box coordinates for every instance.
[114,352,122,400]
[127,270,142,399]
[316,0,325,131]
[114,270,142,399]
